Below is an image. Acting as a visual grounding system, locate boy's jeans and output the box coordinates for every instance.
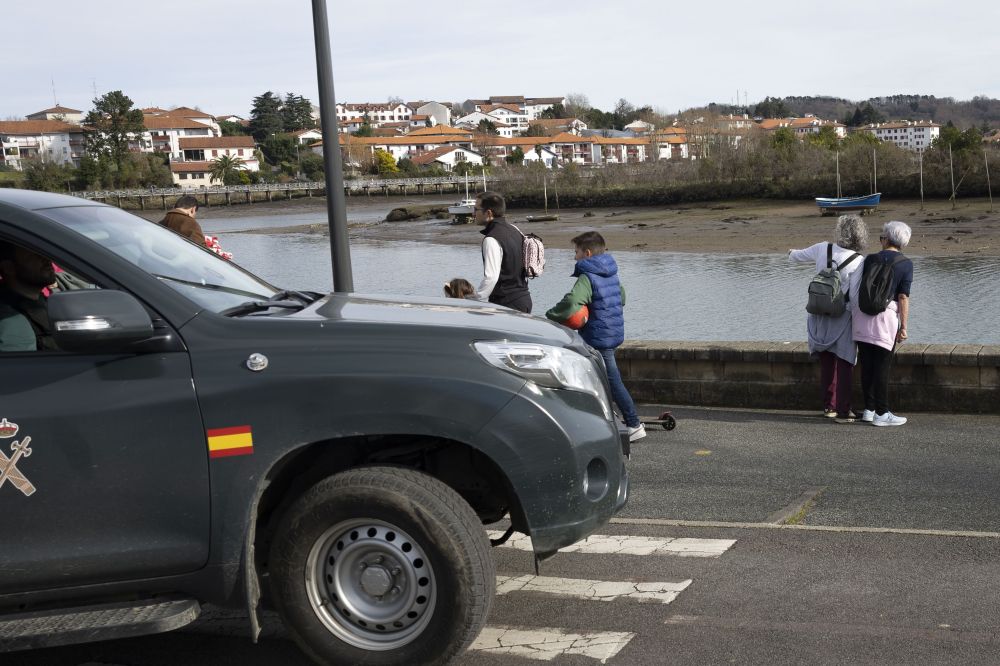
[598,348,640,428]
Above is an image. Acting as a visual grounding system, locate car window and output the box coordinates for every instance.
[0,239,97,353]
[38,205,279,312]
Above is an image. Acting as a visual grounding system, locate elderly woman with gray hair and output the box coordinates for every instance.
[789,214,869,423]
[849,220,914,426]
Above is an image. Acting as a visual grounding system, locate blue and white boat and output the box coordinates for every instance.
[815,193,882,215]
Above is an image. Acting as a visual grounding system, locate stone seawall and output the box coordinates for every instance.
[618,341,1000,414]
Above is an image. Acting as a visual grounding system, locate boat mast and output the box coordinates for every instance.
[873,148,877,194]
[836,151,841,198]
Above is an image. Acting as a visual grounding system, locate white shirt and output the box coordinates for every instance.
[476,236,502,301]
[789,242,863,278]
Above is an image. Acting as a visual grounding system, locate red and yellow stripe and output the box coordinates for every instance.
[207,425,254,459]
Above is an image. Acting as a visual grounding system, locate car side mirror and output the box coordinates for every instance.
[48,290,154,352]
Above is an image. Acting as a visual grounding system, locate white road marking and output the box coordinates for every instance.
[490,531,736,558]
[496,574,692,604]
[471,626,635,663]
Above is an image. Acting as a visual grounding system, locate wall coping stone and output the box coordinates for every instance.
[622,341,1000,367]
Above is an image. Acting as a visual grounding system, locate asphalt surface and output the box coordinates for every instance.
[8,406,1000,665]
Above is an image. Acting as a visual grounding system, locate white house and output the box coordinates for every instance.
[415,101,452,127]
[140,114,217,159]
[290,128,323,144]
[857,120,940,152]
[526,118,588,136]
[623,119,655,135]
[171,136,259,187]
[26,105,84,124]
[478,104,530,132]
[455,109,524,137]
[335,102,412,127]
[758,116,847,139]
[409,146,483,171]
[522,96,565,119]
[519,144,560,168]
[0,120,85,169]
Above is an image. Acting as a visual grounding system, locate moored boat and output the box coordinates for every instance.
[525,214,559,222]
[448,198,476,215]
[815,193,882,215]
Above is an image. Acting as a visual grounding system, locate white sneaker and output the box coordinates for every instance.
[872,411,907,427]
[627,423,647,442]
[861,410,875,423]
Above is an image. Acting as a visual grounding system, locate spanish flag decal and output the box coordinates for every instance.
[206,425,254,459]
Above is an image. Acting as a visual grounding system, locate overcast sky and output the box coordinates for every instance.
[5,0,997,119]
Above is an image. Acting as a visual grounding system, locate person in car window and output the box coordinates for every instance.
[158,194,205,245]
[0,242,56,351]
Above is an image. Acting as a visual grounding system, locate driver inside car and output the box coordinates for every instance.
[0,241,57,352]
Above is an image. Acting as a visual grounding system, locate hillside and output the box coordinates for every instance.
[758,94,1000,128]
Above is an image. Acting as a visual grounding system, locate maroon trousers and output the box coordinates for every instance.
[819,351,854,416]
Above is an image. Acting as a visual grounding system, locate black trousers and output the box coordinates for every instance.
[491,291,532,314]
[857,341,894,415]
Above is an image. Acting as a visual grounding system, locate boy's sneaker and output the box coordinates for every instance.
[834,414,856,424]
[628,423,647,442]
[823,409,837,418]
[861,410,875,423]
[873,411,907,427]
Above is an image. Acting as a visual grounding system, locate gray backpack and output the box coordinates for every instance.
[806,244,860,316]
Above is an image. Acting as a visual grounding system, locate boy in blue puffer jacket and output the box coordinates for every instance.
[545,231,645,442]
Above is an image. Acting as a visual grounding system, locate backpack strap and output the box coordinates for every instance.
[826,243,833,269]
[836,252,861,271]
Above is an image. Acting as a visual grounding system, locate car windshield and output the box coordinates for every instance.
[39,204,280,312]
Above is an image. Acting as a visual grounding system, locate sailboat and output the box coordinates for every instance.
[526,175,559,222]
[448,172,476,216]
[816,150,881,215]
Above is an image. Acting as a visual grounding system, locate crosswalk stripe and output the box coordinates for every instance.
[490,531,736,558]
[496,574,691,604]
[471,625,635,663]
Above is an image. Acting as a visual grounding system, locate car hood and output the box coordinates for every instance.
[292,292,576,344]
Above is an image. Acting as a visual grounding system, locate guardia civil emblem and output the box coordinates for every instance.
[0,418,35,497]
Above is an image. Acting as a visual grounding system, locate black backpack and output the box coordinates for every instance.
[857,253,906,315]
[806,243,860,316]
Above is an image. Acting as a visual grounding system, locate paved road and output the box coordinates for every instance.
[9,407,1000,665]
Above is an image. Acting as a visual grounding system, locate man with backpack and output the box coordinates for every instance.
[789,214,868,423]
[849,220,914,427]
[474,191,532,313]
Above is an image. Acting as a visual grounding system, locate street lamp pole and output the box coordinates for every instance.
[312,0,353,292]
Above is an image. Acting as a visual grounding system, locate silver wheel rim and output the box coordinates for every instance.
[305,518,437,651]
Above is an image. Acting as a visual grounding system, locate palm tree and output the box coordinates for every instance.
[210,154,247,185]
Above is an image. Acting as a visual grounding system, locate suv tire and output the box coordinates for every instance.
[269,465,495,665]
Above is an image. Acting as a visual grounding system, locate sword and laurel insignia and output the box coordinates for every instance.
[0,418,36,497]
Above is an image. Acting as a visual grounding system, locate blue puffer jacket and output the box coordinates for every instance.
[574,253,624,350]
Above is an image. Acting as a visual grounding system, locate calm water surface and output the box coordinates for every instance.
[202,212,995,345]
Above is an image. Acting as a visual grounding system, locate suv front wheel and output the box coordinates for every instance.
[269,466,495,665]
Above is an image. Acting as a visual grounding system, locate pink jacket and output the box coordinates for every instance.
[851,298,898,351]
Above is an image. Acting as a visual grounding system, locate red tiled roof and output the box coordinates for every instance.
[407,125,472,137]
[169,106,214,118]
[410,146,465,165]
[170,161,213,172]
[179,136,255,149]
[481,103,522,114]
[0,120,82,135]
[143,116,214,130]
[30,105,82,115]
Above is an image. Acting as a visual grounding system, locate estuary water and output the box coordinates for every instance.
[201,213,996,345]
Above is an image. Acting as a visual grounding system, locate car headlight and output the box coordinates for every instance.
[473,342,611,419]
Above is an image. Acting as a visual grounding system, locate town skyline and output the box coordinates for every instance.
[6,0,996,120]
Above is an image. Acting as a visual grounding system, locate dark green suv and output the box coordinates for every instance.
[0,190,629,664]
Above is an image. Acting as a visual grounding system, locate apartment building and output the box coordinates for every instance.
[857,120,940,152]
[26,105,84,124]
[170,136,258,187]
[0,120,85,169]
